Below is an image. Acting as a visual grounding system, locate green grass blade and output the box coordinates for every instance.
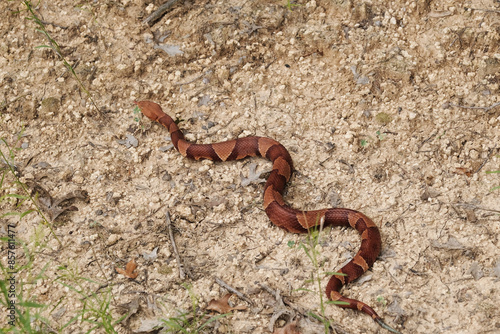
[326,300,350,306]
[17,301,45,308]
[198,313,229,330]
[19,209,36,218]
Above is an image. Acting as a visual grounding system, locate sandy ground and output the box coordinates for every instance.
[1,1,500,333]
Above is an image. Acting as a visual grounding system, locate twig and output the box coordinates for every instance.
[142,0,182,25]
[256,282,292,332]
[174,69,212,86]
[473,145,497,174]
[255,264,289,275]
[214,276,254,306]
[0,95,21,112]
[40,19,68,30]
[417,131,437,153]
[165,212,187,279]
[469,7,500,14]
[34,7,69,29]
[256,282,350,334]
[338,159,355,174]
[256,281,277,296]
[454,203,500,214]
[57,60,79,81]
[448,101,500,112]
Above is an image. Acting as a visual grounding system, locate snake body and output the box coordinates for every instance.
[135,101,400,333]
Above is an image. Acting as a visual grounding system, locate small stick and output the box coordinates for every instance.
[473,146,496,174]
[454,203,500,214]
[256,282,290,332]
[174,72,206,86]
[338,159,355,174]
[40,19,68,30]
[34,8,68,29]
[256,282,350,334]
[256,282,288,307]
[214,276,254,306]
[166,212,187,279]
[449,101,500,113]
[142,0,182,25]
[417,131,437,152]
[469,7,500,14]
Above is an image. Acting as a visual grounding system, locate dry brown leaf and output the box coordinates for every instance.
[206,293,247,313]
[273,320,301,334]
[116,259,138,279]
[117,297,140,322]
[454,167,472,177]
[26,181,89,221]
[465,209,477,222]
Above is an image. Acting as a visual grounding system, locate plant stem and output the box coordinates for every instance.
[0,139,62,246]
[22,1,99,112]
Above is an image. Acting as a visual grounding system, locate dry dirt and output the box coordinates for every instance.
[1,0,500,333]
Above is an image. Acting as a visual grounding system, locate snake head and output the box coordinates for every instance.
[134,100,164,122]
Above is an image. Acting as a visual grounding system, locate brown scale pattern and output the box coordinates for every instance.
[135,101,400,333]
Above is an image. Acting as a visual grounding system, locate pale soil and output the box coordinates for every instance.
[1,1,500,333]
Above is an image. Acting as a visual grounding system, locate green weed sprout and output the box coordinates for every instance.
[293,223,348,333]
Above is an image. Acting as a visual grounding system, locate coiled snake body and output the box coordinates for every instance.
[135,101,400,333]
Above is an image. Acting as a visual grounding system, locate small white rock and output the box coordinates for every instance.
[107,234,120,246]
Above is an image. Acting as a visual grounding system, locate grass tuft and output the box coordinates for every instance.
[21,0,98,112]
[292,223,348,333]
[161,284,230,333]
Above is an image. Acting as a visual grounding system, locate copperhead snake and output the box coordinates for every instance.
[135,101,400,333]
